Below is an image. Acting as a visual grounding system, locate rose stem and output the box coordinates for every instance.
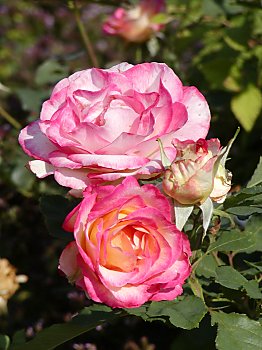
[0,105,21,130]
[71,0,99,68]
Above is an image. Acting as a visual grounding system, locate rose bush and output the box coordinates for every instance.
[163,138,231,205]
[59,177,191,308]
[19,62,210,190]
[103,0,166,43]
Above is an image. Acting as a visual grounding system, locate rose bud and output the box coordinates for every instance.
[163,138,229,205]
[103,0,166,43]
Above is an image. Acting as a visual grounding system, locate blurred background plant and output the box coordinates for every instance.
[0,0,261,349]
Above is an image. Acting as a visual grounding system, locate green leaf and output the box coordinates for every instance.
[207,230,255,254]
[10,305,121,350]
[11,331,26,347]
[211,311,262,350]
[0,335,10,350]
[188,275,205,300]
[215,266,262,299]
[39,195,78,241]
[124,305,149,321]
[15,88,47,112]
[202,0,225,16]
[147,296,207,330]
[243,216,262,253]
[223,185,262,215]
[247,157,262,187]
[226,206,262,216]
[151,13,171,24]
[196,254,220,279]
[231,84,262,132]
[244,260,262,273]
[35,60,69,86]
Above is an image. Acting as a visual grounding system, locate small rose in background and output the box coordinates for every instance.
[19,62,210,190]
[163,138,231,205]
[0,259,28,314]
[103,0,166,43]
[59,177,191,308]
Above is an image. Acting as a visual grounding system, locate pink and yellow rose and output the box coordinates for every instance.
[163,138,231,205]
[103,0,166,43]
[59,177,191,308]
[19,62,210,190]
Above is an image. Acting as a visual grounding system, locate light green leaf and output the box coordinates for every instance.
[151,13,171,24]
[188,275,205,300]
[202,0,225,16]
[231,84,262,132]
[211,311,262,350]
[0,335,10,350]
[215,266,262,299]
[247,157,262,187]
[147,296,207,330]
[15,88,47,112]
[35,60,68,86]
[10,305,120,350]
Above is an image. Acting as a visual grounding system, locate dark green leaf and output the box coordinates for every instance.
[0,335,10,350]
[196,254,221,279]
[124,305,149,321]
[207,230,255,253]
[11,331,26,347]
[223,185,262,213]
[10,305,121,350]
[215,266,262,299]
[243,260,262,273]
[226,206,262,215]
[244,216,262,253]
[211,311,262,350]
[247,157,262,187]
[147,296,207,330]
[39,195,78,241]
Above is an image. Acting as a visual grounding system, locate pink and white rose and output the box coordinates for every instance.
[19,62,210,190]
[163,138,231,205]
[103,0,166,43]
[59,177,191,308]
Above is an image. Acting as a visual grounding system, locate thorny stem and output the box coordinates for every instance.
[0,105,22,130]
[71,0,99,67]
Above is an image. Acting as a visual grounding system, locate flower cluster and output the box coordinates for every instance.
[19,62,232,308]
